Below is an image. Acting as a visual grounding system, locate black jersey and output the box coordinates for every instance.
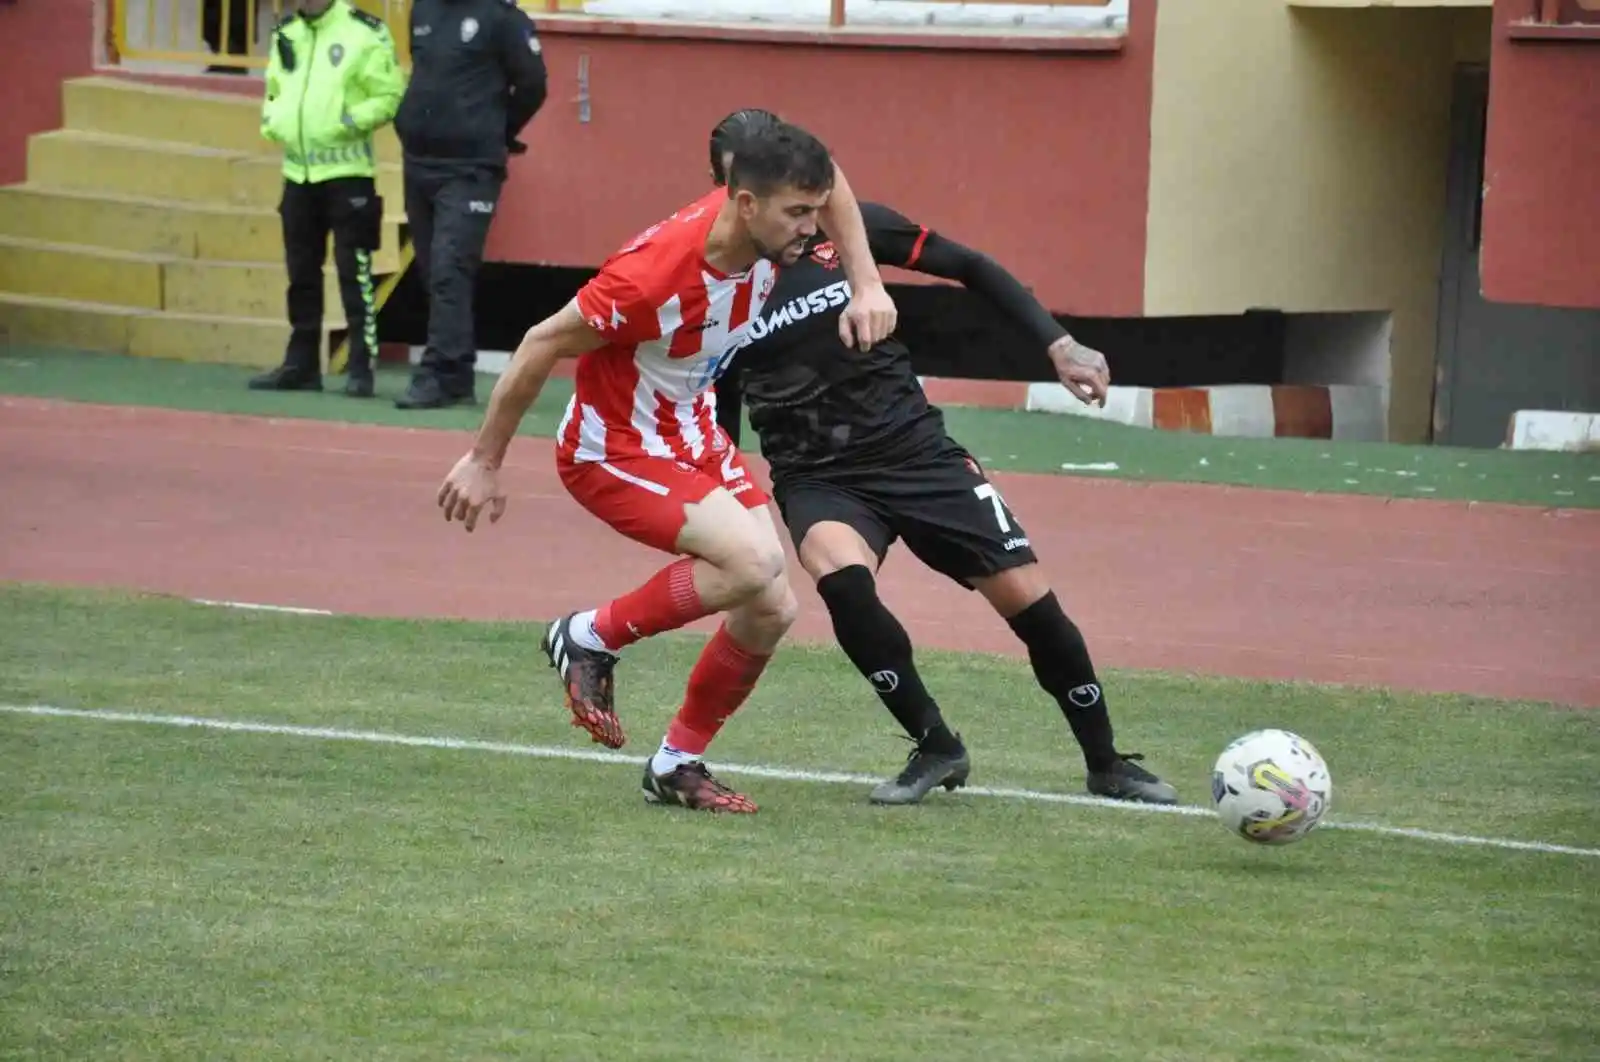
[731,202,951,476]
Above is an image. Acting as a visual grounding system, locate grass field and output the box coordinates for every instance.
[4,346,1598,508]
[3,585,1597,1061]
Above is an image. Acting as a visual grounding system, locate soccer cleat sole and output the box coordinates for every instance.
[542,620,626,749]
[641,781,759,814]
[562,688,627,749]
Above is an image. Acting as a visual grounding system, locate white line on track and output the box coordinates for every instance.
[189,599,336,616]
[5,704,1597,859]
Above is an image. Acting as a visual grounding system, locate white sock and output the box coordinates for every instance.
[650,741,698,777]
[567,609,612,653]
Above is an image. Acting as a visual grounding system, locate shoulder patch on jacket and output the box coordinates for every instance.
[349,7,385,31]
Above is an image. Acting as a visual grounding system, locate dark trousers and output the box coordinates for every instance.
[714,358,744,448]
[281,176,383,379]
[201,0,255,71]
[404,163,502,395]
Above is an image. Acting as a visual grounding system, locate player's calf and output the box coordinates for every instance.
[813,562,961,759]
[976,567,1179,806]
[640,511,796,808]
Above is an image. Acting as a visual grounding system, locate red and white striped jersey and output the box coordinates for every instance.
[558,188,777,466]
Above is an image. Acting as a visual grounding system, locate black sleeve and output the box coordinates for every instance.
[860,201,1068,350]
[496,2,549,143]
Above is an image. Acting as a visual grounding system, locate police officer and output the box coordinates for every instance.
[392,0,548,410]
[248,0,405,397]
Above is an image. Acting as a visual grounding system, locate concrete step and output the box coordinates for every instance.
[231,155,406,213]
[0,184,402,272]
[0,235,167,310]
[192,202,404,274]
[62,75,403,163]
[129,310,334,368]
[165,257,385,321]
[27,129,245,205]
[0,292,150,355]
[0,184,199,258]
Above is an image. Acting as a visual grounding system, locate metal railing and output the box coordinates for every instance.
[109,0,407,71]
[107,0,1113,70]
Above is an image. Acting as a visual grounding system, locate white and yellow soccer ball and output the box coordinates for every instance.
[1210,729,1332,845]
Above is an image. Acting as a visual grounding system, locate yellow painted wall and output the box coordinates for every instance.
[1145,2,1492,442]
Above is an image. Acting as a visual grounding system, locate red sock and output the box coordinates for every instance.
[593,557,709,650]
[664,624,771,755]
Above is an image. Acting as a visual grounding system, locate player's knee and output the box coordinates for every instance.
[816,563,877,611]
[760,578,801,633]
[974,563,1051,619]
[816,563,900,632]
[719,538,787,603]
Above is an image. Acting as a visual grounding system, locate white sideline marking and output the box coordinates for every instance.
[5,704,1598,860]
[191,599,335,616]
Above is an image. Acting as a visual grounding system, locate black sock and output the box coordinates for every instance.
[1006,591,1119,772]
[815,565,962,753]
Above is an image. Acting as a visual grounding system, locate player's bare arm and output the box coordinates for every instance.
[867,202,1110,407]
[820,165,898,353]
[437,300,605,531]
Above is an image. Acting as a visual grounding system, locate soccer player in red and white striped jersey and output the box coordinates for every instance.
[437,118,898,813]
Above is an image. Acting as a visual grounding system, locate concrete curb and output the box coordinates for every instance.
[1505,410,1600,452]
[412,349,1387,441]
[920,377,1387,441]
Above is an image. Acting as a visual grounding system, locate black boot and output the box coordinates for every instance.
[394,372,448,410]
[248,365,322,392]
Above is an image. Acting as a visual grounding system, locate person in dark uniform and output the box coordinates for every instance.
[392,0,548,410]
[709,109,1178,808]
[202,0,258,74]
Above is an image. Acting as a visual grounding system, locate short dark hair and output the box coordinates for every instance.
[726,119,835,199]
[709,108,780,187]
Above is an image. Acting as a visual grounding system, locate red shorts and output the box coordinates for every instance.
[558,446,770,555]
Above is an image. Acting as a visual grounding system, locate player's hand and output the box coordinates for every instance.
[1049,336,1111,407]
[437,452,507,532]
[839,280,897,352]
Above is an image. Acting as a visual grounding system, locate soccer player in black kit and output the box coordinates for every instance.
[707,109,1177,806]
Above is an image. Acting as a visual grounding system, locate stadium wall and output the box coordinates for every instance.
[1480,0,1600,309]
[1144,0,1493,444]
[479,5,1158,317]
[0,0,98,185]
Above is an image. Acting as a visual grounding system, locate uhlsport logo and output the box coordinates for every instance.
[1068,683,1101,707]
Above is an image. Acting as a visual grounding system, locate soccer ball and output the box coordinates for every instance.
[1210,729,1332,845]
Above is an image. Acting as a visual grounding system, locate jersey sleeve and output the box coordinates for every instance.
[574,259,660,346]
[495,1,548,139]
[860,201,933,269]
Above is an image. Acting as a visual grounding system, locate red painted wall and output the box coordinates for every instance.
[1481,0,1600,308]
[0,0,96,184]
[489,3,1157,316]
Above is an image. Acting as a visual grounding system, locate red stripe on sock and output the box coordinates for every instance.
[594,557,708,650]
[665,624,771,755]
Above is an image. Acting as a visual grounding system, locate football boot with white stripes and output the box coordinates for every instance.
[541,614,625,749]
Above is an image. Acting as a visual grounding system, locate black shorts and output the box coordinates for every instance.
[772,439,1038,589]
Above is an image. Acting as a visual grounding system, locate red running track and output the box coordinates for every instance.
[3,398,1597,707]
